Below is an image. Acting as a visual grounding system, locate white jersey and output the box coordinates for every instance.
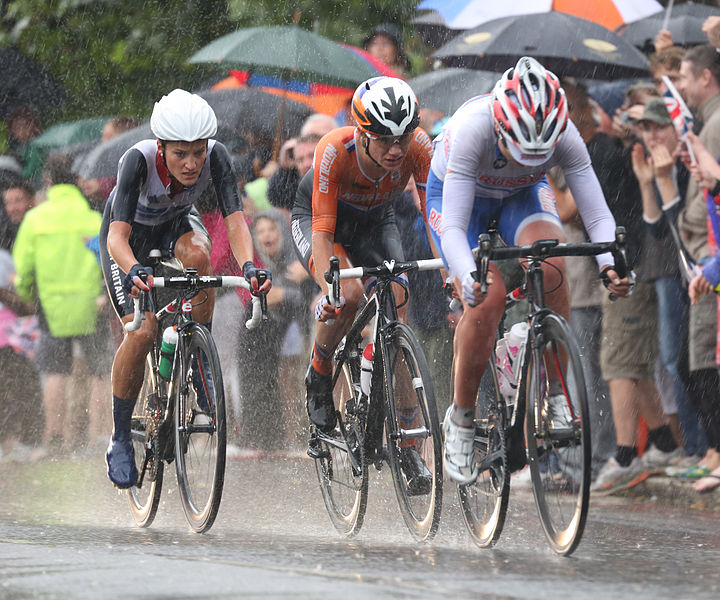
[431,95,616,279]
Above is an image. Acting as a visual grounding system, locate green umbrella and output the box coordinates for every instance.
[30,117,109,151]
[188,25,379,89]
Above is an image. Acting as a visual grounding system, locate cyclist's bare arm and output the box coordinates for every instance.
[224,210,271,293]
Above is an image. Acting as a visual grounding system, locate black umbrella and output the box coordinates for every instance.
[617,1,719,51]
[411,10,463,48]
[198,87,312,141]
[409,68,497,115]
[0,47,66,118]
[77,86,313,179]
[432,12,650,81]
[77,121,245,180]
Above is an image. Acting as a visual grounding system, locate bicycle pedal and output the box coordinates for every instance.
[307,436,330,459]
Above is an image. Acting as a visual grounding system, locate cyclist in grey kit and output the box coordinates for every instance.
[99,89,271,488]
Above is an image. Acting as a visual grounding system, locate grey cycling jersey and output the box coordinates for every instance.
[431,95,616,280]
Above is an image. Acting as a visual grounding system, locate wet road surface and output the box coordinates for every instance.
[1,454,719,598]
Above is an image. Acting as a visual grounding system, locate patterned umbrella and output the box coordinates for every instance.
[414,0,663,47]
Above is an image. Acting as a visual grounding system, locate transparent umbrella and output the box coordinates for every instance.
[409,68,497,115]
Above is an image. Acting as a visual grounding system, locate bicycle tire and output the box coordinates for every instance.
[174,323,226,534]
[382,323,442,542]
[455,357,510,548]
[314,344,369,537]
[525,312,590,556]
[127,355,164,528]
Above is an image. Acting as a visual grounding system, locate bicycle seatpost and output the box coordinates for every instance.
[255,271,269,321]
[324,256,341,309]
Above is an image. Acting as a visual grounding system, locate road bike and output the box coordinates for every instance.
[124,250,266,533]
[311,256,444,542]
[455,227,631,555]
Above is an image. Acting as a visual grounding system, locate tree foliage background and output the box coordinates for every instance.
[0,0,424,126]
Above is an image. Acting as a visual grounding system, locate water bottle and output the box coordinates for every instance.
[360,343,374,397]
[494,336,515,399]
[495,322,529,402]
[505,322,529,383]
[158,326,178,380]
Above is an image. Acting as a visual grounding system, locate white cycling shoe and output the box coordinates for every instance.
[545,393,573,432]
[442,406,479,486]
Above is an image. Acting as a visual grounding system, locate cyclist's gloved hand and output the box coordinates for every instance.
[314,294,345,322]
[242,261,272,294]
[600,265,635,297]
[123,264,153,296]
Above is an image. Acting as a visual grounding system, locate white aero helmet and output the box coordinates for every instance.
[150,89,217,142]
[492,57,568,167]
[352,76,420,137]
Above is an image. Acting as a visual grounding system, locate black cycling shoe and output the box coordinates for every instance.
[307,433,331,459]
[399,446,433,496]
[305,366,336,433]
[106,438,139,489]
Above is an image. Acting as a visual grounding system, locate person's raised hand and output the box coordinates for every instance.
[703,16,720,48]
[631,143,654,185]
[654,29,674,53]
[649,144,674,179]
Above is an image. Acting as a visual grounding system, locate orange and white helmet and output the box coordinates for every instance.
[492,57,568,166]
[352,76,419,138]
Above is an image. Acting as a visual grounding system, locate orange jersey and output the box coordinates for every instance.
[311,126,432,234]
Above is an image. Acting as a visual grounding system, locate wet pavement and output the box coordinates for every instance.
[1,454,720,598]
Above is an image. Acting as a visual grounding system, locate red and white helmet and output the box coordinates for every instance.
[352,76,420,137]
[492,57,568,166]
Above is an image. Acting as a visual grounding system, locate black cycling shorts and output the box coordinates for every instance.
[99,194,209,319]
[290,170,405,275]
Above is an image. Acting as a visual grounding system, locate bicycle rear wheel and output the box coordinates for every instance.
[314,345,368,537]
[382,323,442,542]
[127,355,164,527]
[526,312,590,556]
[174,323,226,533]
[456,360,510,548]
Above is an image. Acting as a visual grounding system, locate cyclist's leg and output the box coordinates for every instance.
[173,211,216,410]
[426,171,505,483]
[99,205,158,487]
[291,210,363,434]
[501,180,570,428]
[173,209,214,323]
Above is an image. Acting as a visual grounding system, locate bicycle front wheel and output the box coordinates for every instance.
[127,355,164,528]
[456,360,510,548]
[314,347,368,537]
[526,312,590,556]
[382,323,442,542]
[174,323,226,533]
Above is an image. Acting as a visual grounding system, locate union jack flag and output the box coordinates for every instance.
[662,75,694,138]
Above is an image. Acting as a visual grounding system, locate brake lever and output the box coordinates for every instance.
[255,271,268,321]
[476,233,492,295]
[324,256,341,309]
